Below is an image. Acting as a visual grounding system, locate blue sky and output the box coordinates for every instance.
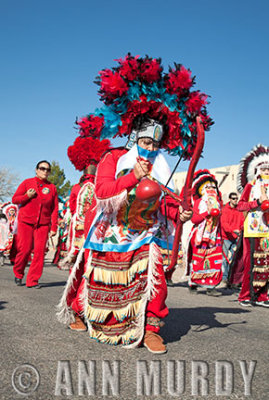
[1,0,269,186]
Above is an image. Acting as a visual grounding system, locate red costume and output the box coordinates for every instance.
[12,177,58,287]
[69,184,81,216]
[237,184,268,302]
[57,53,213,352]
[82,148,180,345]
[186,170,223,289]
[236,144,269,305]
[57,135,110,327]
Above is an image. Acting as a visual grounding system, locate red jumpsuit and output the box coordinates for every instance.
[12,177,58,287]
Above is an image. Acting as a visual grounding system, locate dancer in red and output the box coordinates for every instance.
[12,160,58,288]
[236,144,269,307]
[72,54,213,353]
[2,203,19,264]
[57,135,111,331]
[186,170,223,296]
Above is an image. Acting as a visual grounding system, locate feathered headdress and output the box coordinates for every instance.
[67,136,111,171]
[75,53,213,159]
[192,169,220,200]
[237,144,269,193]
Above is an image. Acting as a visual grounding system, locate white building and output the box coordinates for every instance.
[173,164,240,204]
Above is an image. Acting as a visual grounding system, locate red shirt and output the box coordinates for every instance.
[221,202,244,241]
[12,177,58,231]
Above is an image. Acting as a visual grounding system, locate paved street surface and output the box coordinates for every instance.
[0,256,268,400]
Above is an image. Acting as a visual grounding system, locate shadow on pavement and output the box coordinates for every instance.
[0,301,8,310]
[40,281,67,288]
[162,306,249,344]
[169,282,240,297]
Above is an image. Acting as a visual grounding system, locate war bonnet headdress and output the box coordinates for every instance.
[237,144,269,193]
[75,53,213,159]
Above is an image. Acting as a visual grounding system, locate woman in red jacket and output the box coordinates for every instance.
[12,160,58,288]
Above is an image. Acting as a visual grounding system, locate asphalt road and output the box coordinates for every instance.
[0,258,268,400]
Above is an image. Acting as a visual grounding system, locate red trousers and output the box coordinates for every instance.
[238,238,269,302]
[13,221,49,287]
[66,250,89,317]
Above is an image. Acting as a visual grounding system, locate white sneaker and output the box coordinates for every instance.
[239,300,252,307]
[254,300,269,308]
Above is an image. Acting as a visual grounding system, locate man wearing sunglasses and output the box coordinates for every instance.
[12,160,58,288]
[221,192,244,287]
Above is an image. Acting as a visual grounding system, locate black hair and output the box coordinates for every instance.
[132,115,153,132]
[36,160,51,169]
[229,192,238,199]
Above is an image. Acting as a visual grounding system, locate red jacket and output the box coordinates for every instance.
[12,177,58,231]
[95,148,179,222]
[220,202,244,241]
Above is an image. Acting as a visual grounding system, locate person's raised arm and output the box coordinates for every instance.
[95,151,141,199]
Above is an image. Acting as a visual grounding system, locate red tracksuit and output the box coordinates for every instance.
[12,177,58,287]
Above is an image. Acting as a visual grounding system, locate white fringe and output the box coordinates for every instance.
[125,242,161,349]
[82,250,94,336]
[83,243,162,349]
[183,228,195,277]
[146,242,161,299]
[58,214,77,270]
[56,247,85,325]
[124,299,147,349]
[97,190,128,214]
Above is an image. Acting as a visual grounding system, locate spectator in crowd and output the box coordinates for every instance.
[221,192,244,286]
[12,160,58,288]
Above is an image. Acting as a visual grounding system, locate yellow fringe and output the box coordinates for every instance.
[89,326,138,346]
[86,306,111,323]
[253,266,269,273]
[84,265,93,280]
[253,281,267,287]
[74,236,85,248]
[113,300,142,321]
[191,271,218,279]
[89,258,148,286]
[86,299,143,323]
[75,224,84,231]
[254,253,269,258]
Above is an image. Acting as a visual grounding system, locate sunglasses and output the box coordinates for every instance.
[231,197,238,200]
[38,167,51,172]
